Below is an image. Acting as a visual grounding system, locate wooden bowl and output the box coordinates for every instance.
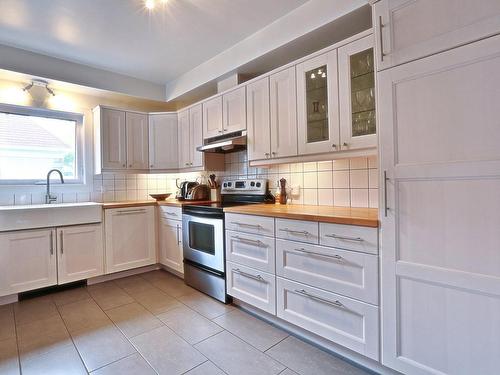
[149,193,171,201]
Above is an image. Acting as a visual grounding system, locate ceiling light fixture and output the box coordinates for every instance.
[144,0,168,11]
[23,79,56,96]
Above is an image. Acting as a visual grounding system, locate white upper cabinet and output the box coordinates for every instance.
[338,35,377,150]
[203,96,223,138]
[189,104,204,168]
[246,77,271,161]
[177,109,191,169]
[270,67,298,159]
[149,113,178,170]
[126,112,149,169]
[296,50,340,155]
[374,0,500,71]
[222,86,246,134]
[100,108,127,170]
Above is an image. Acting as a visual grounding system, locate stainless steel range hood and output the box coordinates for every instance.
[196,130,247,153]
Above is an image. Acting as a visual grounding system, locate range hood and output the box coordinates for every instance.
[197,130,247,153]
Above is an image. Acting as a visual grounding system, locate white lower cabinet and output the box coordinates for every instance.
[158,215,183,274]
[227,262,276,315]
[105,206,156,274]
[225,230,275,273]
[277,277,379,360]
[57,224,104,285]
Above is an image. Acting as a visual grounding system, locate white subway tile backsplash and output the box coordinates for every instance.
[303,189,318,205]
[369,189,379,209]
[333,189,350,207]
[318,189,334,205]
[317,161,333,171]
[317,171,333,189]
[303,172,318,189]
[0,192,14,205]
[351,189,369,208]
[350,169,369,189]
[303,162,317,172]
[333,170,350,189]
[332,159,350,170]
[114,179,126,191]
[350,157,368,170]
[368,155,378,169]
[369,169,379,189]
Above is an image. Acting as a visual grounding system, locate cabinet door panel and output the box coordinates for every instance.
[190,104,203,168]
[225,230,275,273]
[126,112,149,169]
[270,67,298,158]
[149,114,178,170]
[102,109,126,169]
[0,229,57,296]
[177,109,191,169]
[57,224,104,284]
[203,96,223,139]
[246,77,271,161]
[159,217,183,274]
[223,86,246,134]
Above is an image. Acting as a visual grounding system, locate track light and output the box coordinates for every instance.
[22,79,56,96]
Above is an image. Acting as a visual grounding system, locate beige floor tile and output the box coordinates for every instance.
[265,336,369,375]
[88,282,135,311]
[13,298,59,326]
[140,270,175,283]
[17,315,72,361]
[91,353,156,375]
[58,299,111,333]
[157,305,223,344]
[151,276,198,298]
[178,291,235,319]
[185,361,225,375]
[194,331,285,375]
[51,287,91,307]
[131,326,206,375]
[105,302,163,339]
[132,288,183,315]
[20,342,87,375]
[213,309,288,351]
[0,305,16,341]
[280,369,299,375]
[72,324,136,372]
[0,338,19,375]
[114,275,155,295]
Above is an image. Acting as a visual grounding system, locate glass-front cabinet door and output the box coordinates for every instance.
[296,50,340,155]
[339,35,377,150]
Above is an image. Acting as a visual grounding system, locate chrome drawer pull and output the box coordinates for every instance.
[116,208,147,215]
[325,234,363,242]
[279,228,310,236]
[231,222,261,229]
[233,268,264,281]
[295,289,344,309]
[49,231,54,255]
[165,211,178,216]
[292,248,343,261]
[378,15,386,61]
[233,236,264,247]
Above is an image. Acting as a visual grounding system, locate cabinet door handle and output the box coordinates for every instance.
[279,228,310,236]
[332,144,337,149]
[378,15,386,61]
[164,211,178,216]
[176,224,181,245]
[116,208,147,215]
[50,231,54,255]
[232,236,264,247]
[60,230,64,255]
[233,268,264,281]
[230,222,261,229]
[295,289,344,309]
[324,234,363,242]
[384,170,390,217]
[291,248,343,261]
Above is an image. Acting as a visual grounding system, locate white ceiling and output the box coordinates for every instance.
[0,0,307,84]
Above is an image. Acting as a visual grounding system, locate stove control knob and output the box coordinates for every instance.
[228,182,232,187]
[223,183,227,188]
[256,182,261,188]
[250,182,255,187]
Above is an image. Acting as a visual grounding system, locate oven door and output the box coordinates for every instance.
[182,212,224,273]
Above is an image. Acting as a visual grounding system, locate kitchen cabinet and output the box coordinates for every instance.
[57,224,104,284]
[149,113,178,170]
[202,96,223,139]
[98,108,127,170]
[178,104,206,169]
[296,50,340,155]
[338,35,377,150]
[178,109,191,169]
[246,77,271,161]
[378,35,500,375]
[374,0,500,71]
[126,112,149,169]
[158,207,183,274]
[222,86,246,134]
[104,206,156,274]
[0,228,57,296]
[226,230,275,273]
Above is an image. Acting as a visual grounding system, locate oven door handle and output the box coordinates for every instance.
[183,209,223,218]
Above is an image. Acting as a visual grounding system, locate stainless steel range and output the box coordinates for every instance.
[182,179,269,303]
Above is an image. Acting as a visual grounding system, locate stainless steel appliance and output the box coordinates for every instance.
[182,179,269,303]
[196,130,247,153]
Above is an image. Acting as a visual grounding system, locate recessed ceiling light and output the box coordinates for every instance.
[145,0,155,10]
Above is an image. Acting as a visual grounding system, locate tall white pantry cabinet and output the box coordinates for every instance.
[374,1,500,374]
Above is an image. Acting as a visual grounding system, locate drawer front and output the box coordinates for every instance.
[320,223,378,254]
[226,230,275,273]
[277,277,379,360]
[225,213,275,236]
[227,262,276,315]
[276,239,378,305]
[276,218,319,244]
[159,206,182,220]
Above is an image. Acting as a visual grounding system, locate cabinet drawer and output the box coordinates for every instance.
[320,223,378,254]
[227,262,276,315]
[276,239,378,305]
[159,206,182,220]
[226,230,275,273]
[277,277,379,360]
[276,218,318,244]
[225,213,274,236]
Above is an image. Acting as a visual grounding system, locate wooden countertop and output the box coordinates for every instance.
[102,199,217,209]
[224,203,379,227]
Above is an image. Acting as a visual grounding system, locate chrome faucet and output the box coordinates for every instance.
[46,169,64,204]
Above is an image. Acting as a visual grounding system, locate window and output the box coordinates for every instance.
[0,104,84,184]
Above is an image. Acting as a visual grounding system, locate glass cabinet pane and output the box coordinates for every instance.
[305,65,328,143]
[350,48,376,137]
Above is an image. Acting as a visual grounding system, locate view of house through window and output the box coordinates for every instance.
[0,111,80,182]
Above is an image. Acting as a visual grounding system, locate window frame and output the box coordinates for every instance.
[0,103,85,186]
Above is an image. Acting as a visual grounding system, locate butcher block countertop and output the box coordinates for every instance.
[102,199,216,209]
[224,203,379,228]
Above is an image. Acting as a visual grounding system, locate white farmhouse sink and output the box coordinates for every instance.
[0,202,103,232]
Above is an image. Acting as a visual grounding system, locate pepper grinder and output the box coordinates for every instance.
[279,178,287,205]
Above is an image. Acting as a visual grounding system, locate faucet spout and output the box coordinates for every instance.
[46,169,65,204]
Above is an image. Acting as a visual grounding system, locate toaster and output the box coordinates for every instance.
[185,184,210,200]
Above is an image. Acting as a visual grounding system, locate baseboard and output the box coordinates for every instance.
[0,293,18,306]
[87,264,160,285]
[159,264,184,279]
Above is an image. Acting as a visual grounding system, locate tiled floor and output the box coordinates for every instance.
[0,270,370,375]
